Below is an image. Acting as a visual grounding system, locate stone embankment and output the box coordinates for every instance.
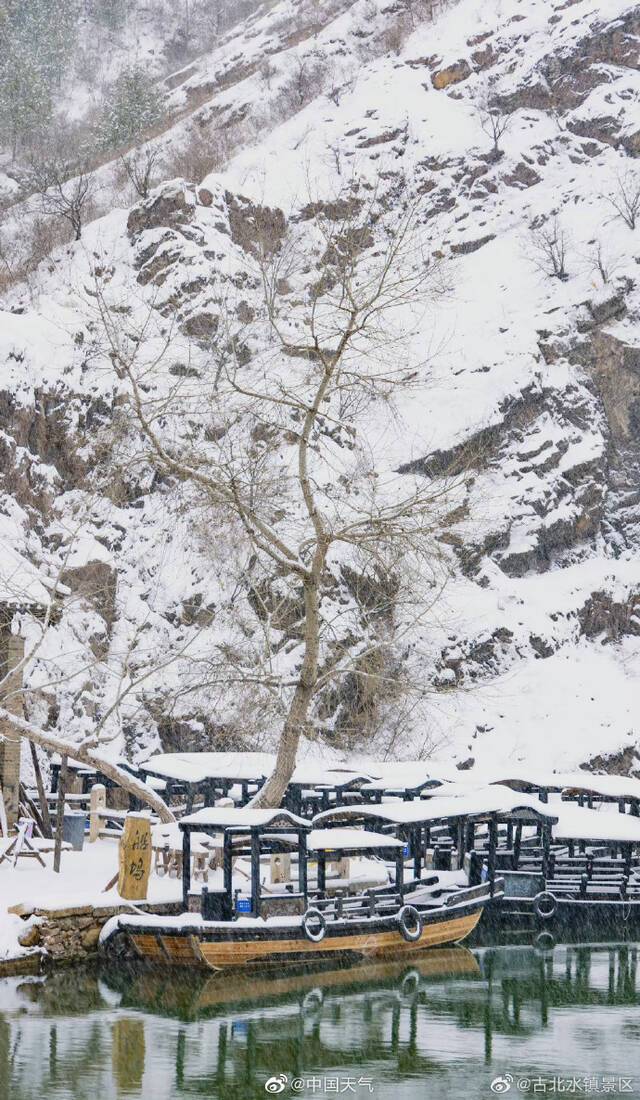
[9,900,181,969]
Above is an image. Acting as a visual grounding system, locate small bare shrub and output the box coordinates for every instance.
[607,170,640,231]
[165,128,229,182]
[529,215,570,281]
[120,146,162,199]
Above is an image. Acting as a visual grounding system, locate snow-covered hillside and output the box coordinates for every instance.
[1,0,639,780]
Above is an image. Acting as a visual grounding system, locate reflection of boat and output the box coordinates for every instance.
[102,809,498,971]
[109,947,481,1020]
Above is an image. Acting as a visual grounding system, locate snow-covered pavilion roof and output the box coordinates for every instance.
[552,805,640,845]
[179,806,309,830]
[141,751,372,789]
[308,828,404,851]
[453,767,640,802]
[313,787,559,827]
[141,751,276,784]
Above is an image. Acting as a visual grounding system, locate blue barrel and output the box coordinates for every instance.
[62,811,87,851]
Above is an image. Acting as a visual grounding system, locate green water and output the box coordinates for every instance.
[1,943,640,1100]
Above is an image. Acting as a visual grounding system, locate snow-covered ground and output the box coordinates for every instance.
[0,837,182,962]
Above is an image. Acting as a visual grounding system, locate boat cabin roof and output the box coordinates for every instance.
[141,751,276,785]
[552,805,640,845]
[308,828,404,852]
[179,806,310,832]
[462,767,640,802]
[313,787,559,828]
[288,765,371,789]
[141,752,371,791]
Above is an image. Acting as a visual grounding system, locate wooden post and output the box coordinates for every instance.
[487,817,497,897]
[317,850,326,894]
[513,823,522,869]
[395,850,404,897]
[53,755,68,873]
[298,831,308,904]
[542,822,551,882]
[223,830,232,902]
[250,831,261,917]
[456,820,465,871]
[182,827,191,911]
[89,783,107,842]
[29,743,52,839]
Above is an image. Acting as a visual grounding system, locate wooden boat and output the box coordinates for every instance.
[313,787,640,937]
[470,802,640,934]
[100,808,499,970]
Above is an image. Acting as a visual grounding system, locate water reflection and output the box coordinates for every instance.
[1,944,640,1100]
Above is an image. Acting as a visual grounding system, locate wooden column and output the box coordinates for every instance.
[413,826,422,879]
[250,831,261,917]
[513,823,522,869]
[395,850,404,896]
[487,817,498,896]
[317,849,326,894]
[542,822,551,882]
[223,830,233,916]
[182,827,191,911]
[299,831,308,904]
[456,819,465,871]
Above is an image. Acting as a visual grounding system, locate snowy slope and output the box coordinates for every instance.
[1,0,639,779]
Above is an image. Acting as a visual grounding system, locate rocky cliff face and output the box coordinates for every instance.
[1,0,639,774]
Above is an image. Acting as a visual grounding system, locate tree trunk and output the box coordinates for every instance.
[0,707,176,823]
[251,574,320,809]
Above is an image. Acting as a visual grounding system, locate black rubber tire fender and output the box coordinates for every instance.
[302,908,327,943]
[534,891,558,921]
[398,904,423,943]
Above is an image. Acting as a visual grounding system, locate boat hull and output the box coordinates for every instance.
[486,895,640,937]
[112,899,486,971]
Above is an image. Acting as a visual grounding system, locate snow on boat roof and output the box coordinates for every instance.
[557,775,640,801]
[471,768,640,801]
[141,752,371,788]
[552,805,640,844]
[141,751,276,783]
[313,787,559,827]
[180,806,310,830]
[308,828,404,851]
[359,761,456,789]
[289,764,372,787]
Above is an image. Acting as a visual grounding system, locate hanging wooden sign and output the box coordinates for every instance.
[118,813,152,901]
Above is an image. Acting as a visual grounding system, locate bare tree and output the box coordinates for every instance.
[607,170,640,231]
[28,156,94,240]
[286,52,323,109]
[120,146,162,199]
[586,239,620,286]
[529,215,570,281]
[85,184,461,808]
[476,87,514,162]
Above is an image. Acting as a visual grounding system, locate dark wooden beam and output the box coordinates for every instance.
[182,827,191,911]
[53,755,68,873]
